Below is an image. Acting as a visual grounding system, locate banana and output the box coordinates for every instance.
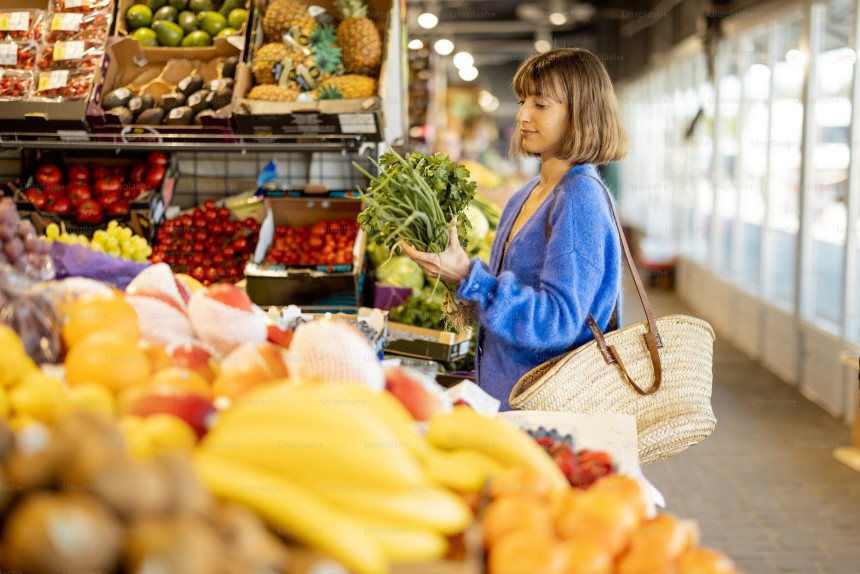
[424,447,490,493]
[311,483,473,536]
[193,451,388,574]
[201,424,428,490]
[426,406,569,492]
[358,516,450,563]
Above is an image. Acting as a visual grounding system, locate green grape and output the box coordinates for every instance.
[46,223,60,240]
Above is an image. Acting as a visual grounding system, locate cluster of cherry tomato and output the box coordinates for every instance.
[0,42,35,70]
[0,10,45,43]
[0,71,31,99]
[45,11,110,44]
[34,69,93,100]
[264,219,360,268]
[151,200,261,286]
[53,0,113,14]
[36,40,102,70]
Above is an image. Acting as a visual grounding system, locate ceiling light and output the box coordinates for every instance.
[535,39,552,53]
[417,12,438,29]
[434,38,454,55]
[549,12,567,25]
[408,39,424,50]
[453,51,474,69]
[459,66,478,81]
[478,90,499,112]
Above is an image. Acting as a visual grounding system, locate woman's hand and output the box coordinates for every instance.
[400,221,472,285]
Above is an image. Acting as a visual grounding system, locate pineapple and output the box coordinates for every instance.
[312,74,377,100]
[333,0,382,75]
[263,0,317,43]
[248,84,300,102]
[252,42,290,84]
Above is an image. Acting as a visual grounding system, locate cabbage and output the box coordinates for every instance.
[376,256,425,290]
[465,203,490,243]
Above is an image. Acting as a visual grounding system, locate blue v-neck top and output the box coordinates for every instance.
[456,163,623,410]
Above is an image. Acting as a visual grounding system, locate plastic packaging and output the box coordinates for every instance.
[0,9,45,42]
[52,0,114,14]
[44,9,111,43]
[0,69,34,100]
[0,42,36,69]
[36,39,103,70]
[32,68,94,100]
[0,265,62,364]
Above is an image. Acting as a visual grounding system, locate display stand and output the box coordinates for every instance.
[834,350,860,472]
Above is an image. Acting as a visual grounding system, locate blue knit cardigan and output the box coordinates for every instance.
[456,164,622,410]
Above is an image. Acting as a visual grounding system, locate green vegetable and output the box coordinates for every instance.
[470,194,502,231]
[354,149,477,331]
[376,256,425,291]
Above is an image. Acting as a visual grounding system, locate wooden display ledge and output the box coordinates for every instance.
[835,350,860,473]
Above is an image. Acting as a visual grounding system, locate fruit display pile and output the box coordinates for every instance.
[20,152,168,223]
[530,426,616,489]
[246,0,381,102]
[98,54,238,126]
[262,217,359,267]
[0,198,55,281]
[0,1,113,102]
[123,0,248,47]
[151,200,259,285]
[46,221,152,262]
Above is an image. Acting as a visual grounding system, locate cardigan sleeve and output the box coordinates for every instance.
[455,176,620,354]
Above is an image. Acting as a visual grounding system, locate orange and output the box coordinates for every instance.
[65,332,151,393]
[489,466,553,500]
[211,366,273,400]
[140,341,173,373]
[549,487,584,522]
[589,475,650,522]
[487,530,564,574]
[147,367,212,398]
[555,491,640,555]
[62,293,140,348]
[675,547,738,574]
[480,495,554,550]
[553,538,613,574]
[627,513,696,559]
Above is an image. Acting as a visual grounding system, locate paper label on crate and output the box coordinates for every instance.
[0,44,16,66]
[53,41,85,61]
[38,70,69,91]
[0,12,30,31]
[51,13,84,32]
[338,113,376,134]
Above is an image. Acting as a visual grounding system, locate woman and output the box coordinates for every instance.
[401,48,628,410]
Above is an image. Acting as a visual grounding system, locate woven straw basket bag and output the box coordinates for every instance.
[509,174,717,466]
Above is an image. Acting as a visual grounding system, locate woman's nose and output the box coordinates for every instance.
[516,107,529,123]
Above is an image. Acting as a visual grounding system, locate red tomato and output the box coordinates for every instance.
[148,152,169,167]
[217,207,231,221]
[68,164,89,182]
[308,236,323,249]
[231,237,248,251]
[67,182,92,206]
[130,163,148,184]
[24,187,49,210]
[211,223,223,235]
[310,221,327,237]
[109,201,130,215]
[203,200,216,210]
[223,246,235,258]
[145,166,166,189]
[76,199,103,223]
[45,196,72,215]
[97,189,120,209]
[94,177,122,197]
[111,165,128,182]
[87,162,110,180]
[35,164,62,187]
[206,268,218,283]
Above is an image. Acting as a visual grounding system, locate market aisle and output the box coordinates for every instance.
[623,277,860,574]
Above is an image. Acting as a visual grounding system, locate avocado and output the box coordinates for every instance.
[194,109,217,125]
[178,10,198,33]
[209,77,233,91]
[188,0,213,12]
[159,92,186,112]
[221,56,238,79]
[206,86,232,110]
[146,0,169,10]
[128,94,155,117]
[136,107,165,125]
[177,74,204,97]
[168,0,188,10]
[105,106,134,125]
[218,0,244,16]
[181,30,212,47]
[187,89,211,113]
[165,105,194,125]
[101,87,133,110]
[152,5,178,23]
[153,20,184,47]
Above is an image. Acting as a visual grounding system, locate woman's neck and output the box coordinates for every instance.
[538,156,574,189]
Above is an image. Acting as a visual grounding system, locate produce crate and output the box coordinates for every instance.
[231,0,390,139]
[0,0,108,133]
[385,322,473,362]
[244,196,366,307]
[86,36,240,142]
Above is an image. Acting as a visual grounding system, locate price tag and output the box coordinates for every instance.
[0,43,16,66]
[51,13,84,32]
[53,41,85,61]
[65,0,87,8]
[38,70,69,91]
[0,12,29,31]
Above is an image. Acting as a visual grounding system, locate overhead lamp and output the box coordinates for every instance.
[459,66,478,81]
[434,38,454,56]
[453,51,474,69]
[534,29,552,53]
[548,0,567,25]
[479,90,499,112]
[417,12,438,29]
[408,39,424,50]
[549,12,567,25]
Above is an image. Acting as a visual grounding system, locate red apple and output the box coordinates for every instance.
[169,341,217,382]
[35,164,62,187]
[68,164,89,182]
[120,389,216,438]
[384,367,444,421]
[205,283,253,312]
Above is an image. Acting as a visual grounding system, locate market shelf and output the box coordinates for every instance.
[0,132,366,153]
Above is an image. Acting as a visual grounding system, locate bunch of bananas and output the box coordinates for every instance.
[194,383,568,574]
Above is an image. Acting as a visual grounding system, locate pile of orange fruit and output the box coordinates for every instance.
[481,467,738,574]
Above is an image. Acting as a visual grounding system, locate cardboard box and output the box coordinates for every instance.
[244,196,366,307]
[386,322,473,362]
[232,0,390,139]
[86,36,240,142]
[0,0,104,133]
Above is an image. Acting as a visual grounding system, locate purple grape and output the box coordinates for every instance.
[0,252,7,265]
[16,220,35,239]
[0,223,14,241]
[24,235,39,254]
[3,237,23,261]
[37,239,53,255]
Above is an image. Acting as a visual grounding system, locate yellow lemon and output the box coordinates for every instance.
[119,417,155,460]
[7,413,39,432]
[0,325,37,388]
[142,413,197,453]
[10,372,67,423]
[0,386,9,418]
[60,383,117,419]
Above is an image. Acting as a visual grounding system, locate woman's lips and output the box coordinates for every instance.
[521,130,536,137]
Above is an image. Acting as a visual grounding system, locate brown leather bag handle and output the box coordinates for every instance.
[546,172,664,393]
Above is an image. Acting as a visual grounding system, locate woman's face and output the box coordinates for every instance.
[516,92,568,160]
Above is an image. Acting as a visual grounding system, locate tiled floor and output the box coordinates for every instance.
[624,279,860,574]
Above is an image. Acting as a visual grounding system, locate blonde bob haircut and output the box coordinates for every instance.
[510,47,628,165]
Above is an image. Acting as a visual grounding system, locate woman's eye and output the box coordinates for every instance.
[517,100,524,106]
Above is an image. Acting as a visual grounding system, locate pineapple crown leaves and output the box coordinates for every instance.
[311,38,344,75]
[317,83,345,100]
[333,0,369,19]
[309,23,338,48]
